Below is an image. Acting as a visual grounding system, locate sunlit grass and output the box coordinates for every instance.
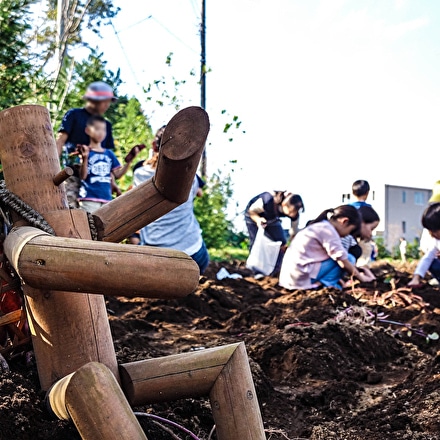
[208,247,249,262]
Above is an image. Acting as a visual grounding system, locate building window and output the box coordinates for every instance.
[402,221,406,234]
[402,191,406,203]
[414,191,425,206]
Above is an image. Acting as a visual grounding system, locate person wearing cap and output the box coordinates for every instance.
[56,81,118,208]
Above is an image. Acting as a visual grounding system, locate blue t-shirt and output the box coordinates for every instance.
[350,201,372,209]
[79,150,121,203]
[58,108,115,156]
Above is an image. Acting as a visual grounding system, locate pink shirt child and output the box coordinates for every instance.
[279,220,348,290]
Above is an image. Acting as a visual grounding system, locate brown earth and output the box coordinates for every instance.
[2,259,440,439]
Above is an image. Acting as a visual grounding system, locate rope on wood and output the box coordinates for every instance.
[86,212,98,241]
[0,181,55,235]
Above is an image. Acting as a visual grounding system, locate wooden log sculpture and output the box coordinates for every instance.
[0,104,266,439]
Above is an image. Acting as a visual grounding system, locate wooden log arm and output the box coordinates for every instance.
[3,226,200,299]
[92,106,210,243]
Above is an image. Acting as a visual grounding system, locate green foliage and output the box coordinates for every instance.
[0,0,41,109]
[209,247,249,262]
[49,49,123,127]
[194,172,234,249]
[112,97,153,191]
[406,238,421,260]
[391,238,420,260]
[375,236,391,259]
[44,0,119,54]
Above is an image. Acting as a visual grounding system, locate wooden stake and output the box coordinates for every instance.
[4,226,199,298]
[210,342,266,439]
[47,362,148,440]
[53,167,74,186]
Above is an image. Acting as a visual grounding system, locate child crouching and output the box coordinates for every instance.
[279,205,376,290]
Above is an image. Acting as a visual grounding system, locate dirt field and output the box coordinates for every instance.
[2,259,440,439]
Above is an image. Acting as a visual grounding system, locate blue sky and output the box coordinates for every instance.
[79,0,440,230]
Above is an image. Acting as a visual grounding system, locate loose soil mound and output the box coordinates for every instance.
[2,260,440,439]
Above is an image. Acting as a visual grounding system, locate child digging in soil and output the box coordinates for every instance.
[408,202,440,287]
[279,205,376,290]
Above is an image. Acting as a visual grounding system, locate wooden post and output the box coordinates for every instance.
[92,106,210,243]
[53,167,73,186]
[4,226,199,298]
[47,362,148,440]
[0,105,118,390]
[210,342,266,439]
[119,342,266,440]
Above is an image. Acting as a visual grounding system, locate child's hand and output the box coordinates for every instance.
[358,272,375,283]
[77,144,90,158]
[124,144,146,163]
[359,266,376,280]
[408,275,423,288]
[258,218,267,228]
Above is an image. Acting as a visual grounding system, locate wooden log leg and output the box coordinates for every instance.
[119,342,266,439]
[119,343,239,405]
[209,342,266,440]
[93,106,210,243]
[46,362,148,440]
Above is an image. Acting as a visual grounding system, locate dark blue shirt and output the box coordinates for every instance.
[350,201,372,209]
[245,192,280,222]
[58,108,115,155]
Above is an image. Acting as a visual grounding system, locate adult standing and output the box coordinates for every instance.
[56,81,118,208]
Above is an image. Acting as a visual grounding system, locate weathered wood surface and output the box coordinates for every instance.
[0,105,118,390]
[119,343,238,406]
[4,226,199,298]
[209,342,266,440]
[119,342,266,440]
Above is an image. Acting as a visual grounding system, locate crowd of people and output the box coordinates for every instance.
[244,180,378,290]
[57,81,440,291]
[245,178,440,291]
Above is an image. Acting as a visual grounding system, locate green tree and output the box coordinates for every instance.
[42,0,119,82]
[0,0,41,109]
[112,97,153,191]
[48,48,123,126]
[375,236,391,259]
[194,171,235,249]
